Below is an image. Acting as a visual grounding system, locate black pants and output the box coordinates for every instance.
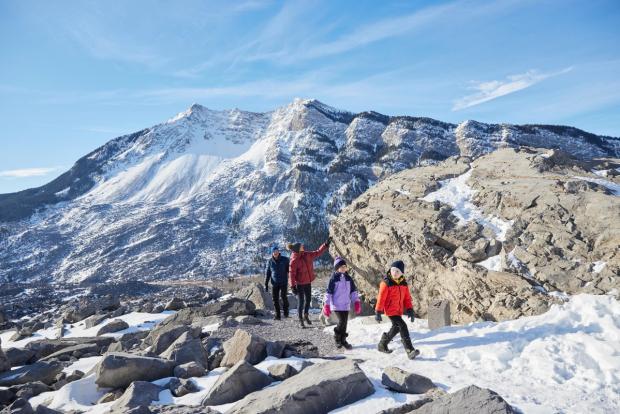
[297,283,312,316]
[334,311,349,336]
[387,315,412,346]
[272,284,289,316]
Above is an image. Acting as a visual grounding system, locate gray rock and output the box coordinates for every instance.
[158,299,255,328]
[173,362,206,379]
[0,361,63,386]
[149,405,219,413]
[108,331,148,353]
[381,367,436,394]
[164,298,186,311]
[111,381,162,412]
[454,238,490,262]
[9,381,52,399]
[41,343,99,361]
[0,387,15,405]
[4,398,34,414]
[4,348,35,367]
[228,359,374,414]
[83,313,109,329]
[267,363,298,381]
[97,389,124,404]
[145,325,197,355]
[265,341,286,358]
[25,337,115,360]
[95,352,175,389]
[160,332,208,367]
[168,377,198,397]
[221,329,267,367]
[408,385,516,414]
[235,283,274,311]
[234,315,263,325]
[427,300,451,330]
[201,360,273,406]
[96,319,129,336]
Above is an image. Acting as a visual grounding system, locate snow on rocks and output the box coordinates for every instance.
[574,176,620,196]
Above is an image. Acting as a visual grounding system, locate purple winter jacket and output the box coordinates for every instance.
[324,271,360,311]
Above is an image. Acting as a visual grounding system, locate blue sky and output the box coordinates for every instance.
[1,0,619,193]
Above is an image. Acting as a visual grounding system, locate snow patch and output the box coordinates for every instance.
[421,169,513,241]
[574,176,620,196]
[592,261,607,273]
[477,254,502,271]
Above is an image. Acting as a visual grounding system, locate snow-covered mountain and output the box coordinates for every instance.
[1,98,619,283]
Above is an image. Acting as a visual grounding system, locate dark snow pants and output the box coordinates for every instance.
[297,283,312,316]
[334,310,349,336]
[272,284,289,317]
[387,315,412,346]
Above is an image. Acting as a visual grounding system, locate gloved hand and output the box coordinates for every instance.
[291,285,298,295]
[354,301,361,314]
[375,311,383,323]
[323,303,331,317]
[264,284,269,293]
[325,236,333,247]
[406,308,415,322]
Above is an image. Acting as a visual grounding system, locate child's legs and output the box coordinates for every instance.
[296,285,305,316]
[302,284,312,314]
[335,311,348,335]
[387,315,410,341]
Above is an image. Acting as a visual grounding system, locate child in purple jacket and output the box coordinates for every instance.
[323,257,361,349]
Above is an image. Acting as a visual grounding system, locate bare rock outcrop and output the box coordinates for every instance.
[331,148,619,323]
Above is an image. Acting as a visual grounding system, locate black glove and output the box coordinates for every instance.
[406,308,415,322]
[264,284,269,293]
[325,236,333,247]
[375,311,383,323]
[291,285,298,295]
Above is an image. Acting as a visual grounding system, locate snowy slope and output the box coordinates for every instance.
[1,98,619,283]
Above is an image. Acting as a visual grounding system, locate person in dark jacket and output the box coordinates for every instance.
[375,260,420,359]
[265,246,290,320]
[287,238,331,328]
[323,257,361,349]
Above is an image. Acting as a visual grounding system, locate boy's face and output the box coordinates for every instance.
[273,250,280,258]
[337,264,348,273]
[390,267,404,280]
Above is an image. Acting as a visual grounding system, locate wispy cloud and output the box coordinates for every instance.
[0,167,61,178]
[452,67,573,111]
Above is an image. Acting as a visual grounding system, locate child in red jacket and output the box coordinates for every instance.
[375,260,420,359]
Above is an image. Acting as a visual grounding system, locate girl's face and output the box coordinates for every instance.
[390,267,404,280]
[300,245,305,252]
[337,264,348,273]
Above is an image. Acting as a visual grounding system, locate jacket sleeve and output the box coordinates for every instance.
[289,257,298,287]
[324,275,335,307]
[350,276,360,303]
[403,286,413,311]
[265,261,271,286]
[375,281,388,312]
[305,243,328,261]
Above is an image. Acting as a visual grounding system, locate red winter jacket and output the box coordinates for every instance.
[289,243,329,287]
[375,274,413,316]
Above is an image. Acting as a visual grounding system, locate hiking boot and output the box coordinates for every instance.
[304,314,312,325]
[283,312,290,318]
[274,314,281,321]
[377,333,393,354]
[334,332,343,349]
[299,318,306,328]
[405,348,420,360]
[341,333,353,350]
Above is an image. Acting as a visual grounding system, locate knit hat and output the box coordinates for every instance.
[390,260,405,274]
[271,245,280,254]
[333,256,347,270]
[287,242,302,253]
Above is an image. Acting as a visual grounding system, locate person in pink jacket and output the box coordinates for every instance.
[323,257,361,349]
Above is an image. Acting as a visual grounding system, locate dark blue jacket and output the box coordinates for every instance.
[265,255,290,287]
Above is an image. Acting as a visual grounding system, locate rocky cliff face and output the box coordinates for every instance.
[1,99,618,284]
[330,148,619,323]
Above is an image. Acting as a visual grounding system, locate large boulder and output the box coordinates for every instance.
[220,329,267,367]
[158,298,255,328]
[330,149,620,323]
[168,377,199,397]
[409,385,516,413]
[40,343,99,361]
[160,332,208,367]
[381,367,436,394]
[164,298,187,311]
[173,362,206,379]
[234,283,274,311]
[4,348,36,367]
[111,381,162,412]
[145,325,193,355]
[25,337,115,360]
[228,359,374,413]
[267,363,298,381]
[95,353,175,389]
[0,361,63,386]
[96,319,129,336]
[201,361,273,406]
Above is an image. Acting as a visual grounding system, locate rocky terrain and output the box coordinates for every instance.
[0,283,522,413]
[1,99,619,284]
[330,147,619,323]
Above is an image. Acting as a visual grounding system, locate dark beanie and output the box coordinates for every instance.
[287,242,302,253]
[390,260,405,274]
[271,245,280,254]
[333,256,347,270]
